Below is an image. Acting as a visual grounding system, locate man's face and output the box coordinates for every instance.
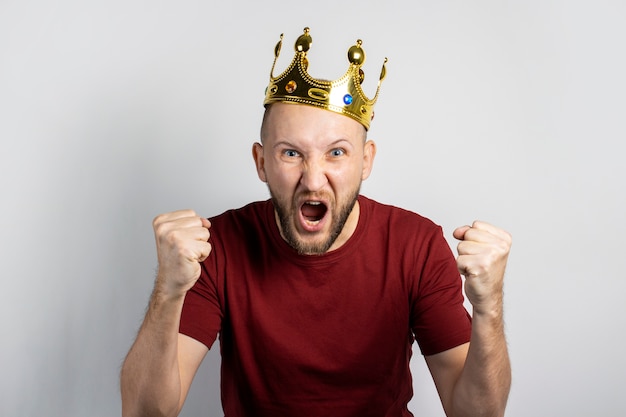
[253,103,376,255]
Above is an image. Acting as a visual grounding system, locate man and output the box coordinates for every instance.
[121,28,511,417]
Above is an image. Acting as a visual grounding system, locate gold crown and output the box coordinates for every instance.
[264,27,387,130]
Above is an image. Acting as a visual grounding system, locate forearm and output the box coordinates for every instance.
[452,308,511,417]
[121,283,186,417]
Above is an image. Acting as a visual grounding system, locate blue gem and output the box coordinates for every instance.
[343,94,353,105]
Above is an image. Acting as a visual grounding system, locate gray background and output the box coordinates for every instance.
[1,0,624,416]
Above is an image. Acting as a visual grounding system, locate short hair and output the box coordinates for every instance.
[259,104,274,144]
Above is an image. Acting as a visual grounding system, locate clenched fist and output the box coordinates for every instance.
[453,221,512,315]
[152,210,212,297]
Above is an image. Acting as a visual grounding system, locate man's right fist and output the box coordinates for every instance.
[152,210,212,297]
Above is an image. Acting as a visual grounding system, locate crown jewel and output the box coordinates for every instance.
[264,27,387,130]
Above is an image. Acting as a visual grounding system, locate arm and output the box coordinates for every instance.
[120,210,212,417]
[426,221,512,417]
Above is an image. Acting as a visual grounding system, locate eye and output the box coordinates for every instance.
[283,149,300,158]
[330,148,345,157]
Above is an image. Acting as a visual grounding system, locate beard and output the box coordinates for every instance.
[268,185,361,255]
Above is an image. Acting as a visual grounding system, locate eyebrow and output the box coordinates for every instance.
[272,138,353,150]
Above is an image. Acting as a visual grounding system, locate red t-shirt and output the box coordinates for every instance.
[180,195,471,416]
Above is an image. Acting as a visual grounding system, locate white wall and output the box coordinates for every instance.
[1,1,624,416]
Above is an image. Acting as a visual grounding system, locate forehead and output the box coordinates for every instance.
[262,103,365,146]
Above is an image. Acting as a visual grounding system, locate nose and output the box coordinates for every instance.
[300,159,328,192]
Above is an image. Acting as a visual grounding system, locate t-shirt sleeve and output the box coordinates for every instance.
[179,259,223,349]
[410,227,472,356]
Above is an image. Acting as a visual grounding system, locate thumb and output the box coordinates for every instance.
[453,225,471,241]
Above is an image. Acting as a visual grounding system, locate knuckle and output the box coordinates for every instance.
[154,222,168,240]
[167,228,183,243]
[152,213,166,228]
[496,239,511,255]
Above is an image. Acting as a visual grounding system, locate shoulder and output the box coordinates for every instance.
[209,200,271,227]
[205,200,272,247]
[359,195,443,238]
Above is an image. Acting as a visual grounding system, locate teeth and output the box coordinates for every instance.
[306,201,321,205]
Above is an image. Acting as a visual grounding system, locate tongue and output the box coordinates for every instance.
[301,203,326,221]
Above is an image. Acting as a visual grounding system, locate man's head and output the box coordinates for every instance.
[253,103,376,255]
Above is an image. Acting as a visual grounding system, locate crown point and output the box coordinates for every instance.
[379,58,388,81]
[295,29,312,53]
[348,42,365,65]
[274,34,284,58]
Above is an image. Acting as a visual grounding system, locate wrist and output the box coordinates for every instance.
[471,303,505,332]
[153,272,190,301]
[153,287,186,305]
[141,277,187,335]
[468,290,503,317]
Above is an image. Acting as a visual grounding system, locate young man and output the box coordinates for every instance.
[121,28,511,417]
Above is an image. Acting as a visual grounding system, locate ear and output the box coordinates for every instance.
[252,142,267,183]
[361,139,377,180]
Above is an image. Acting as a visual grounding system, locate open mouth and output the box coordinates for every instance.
[300,201,328,224]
